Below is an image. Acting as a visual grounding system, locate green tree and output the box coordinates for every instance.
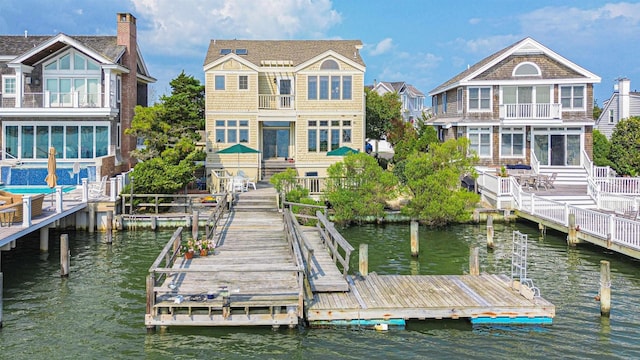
[325,153,398,223]
[402,138,479,226]
[125,72,206,194]
[592,129,614,168]
[593,100,603,121]
[609,116,640,176]
[365,88,402,141]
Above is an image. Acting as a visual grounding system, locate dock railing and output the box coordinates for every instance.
[315,211,354,278]
[283,209,315,303]
[515,188,640,252]
[146,227,184,320]
[121,193,226,215]
[204,195,227,246]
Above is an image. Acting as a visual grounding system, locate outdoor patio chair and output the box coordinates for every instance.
[89,175,108,198]
[542,172,557,189]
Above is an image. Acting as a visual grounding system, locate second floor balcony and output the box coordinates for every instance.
[499,103,561,120]
[1,91,105,109]
[258,94,295,110]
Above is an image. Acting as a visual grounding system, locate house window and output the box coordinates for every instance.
[238,75,248,90]
[501,127,525,157]
[215,75,225,90]
[308,76,317,100]
[215,120,249,143]
[513,62,541,76]
[442,93,447,114]
[468,127,492,157]
[609,109,614,124]
[432,96,438,115]
[4,123,109,160]
[560,85,584,110]
[457,88,463,112]
[307,119,352,152]
[320,59,339,70]
[468,87,491,111]
[309,75,354,100]
[2,76,16,96]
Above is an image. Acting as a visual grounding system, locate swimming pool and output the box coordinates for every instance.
[0,185,77,195]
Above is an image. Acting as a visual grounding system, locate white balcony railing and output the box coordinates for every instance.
[499,103,561,119]
[258,95,295,110]
[0,91,103,109]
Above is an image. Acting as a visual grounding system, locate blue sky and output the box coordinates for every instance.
[1,0,639,105]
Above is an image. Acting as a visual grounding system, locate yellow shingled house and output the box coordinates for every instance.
[203,40,366,183]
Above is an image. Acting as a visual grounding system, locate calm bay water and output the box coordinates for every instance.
[1,221,639,359]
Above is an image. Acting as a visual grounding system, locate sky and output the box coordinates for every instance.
[1,0,639,105]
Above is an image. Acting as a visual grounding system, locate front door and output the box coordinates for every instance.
[263,129,289,159]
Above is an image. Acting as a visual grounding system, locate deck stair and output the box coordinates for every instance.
[539,166,588,187]
[536,193,598,210]
[233,185,279,212]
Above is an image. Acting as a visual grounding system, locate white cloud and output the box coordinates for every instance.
[450,35,521,55]
[368,37,393,56]
[131,0,341,57]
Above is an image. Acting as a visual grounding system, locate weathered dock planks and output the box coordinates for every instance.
[307,272,555,326]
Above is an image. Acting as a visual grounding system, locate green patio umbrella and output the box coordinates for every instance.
[217,143,260,173]
[326,146,359,156]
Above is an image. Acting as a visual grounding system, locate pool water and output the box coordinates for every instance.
[0,185,76,194]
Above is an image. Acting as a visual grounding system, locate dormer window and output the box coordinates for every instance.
[513,62,541,77]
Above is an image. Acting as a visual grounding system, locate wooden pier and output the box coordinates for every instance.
[145,188,555,330]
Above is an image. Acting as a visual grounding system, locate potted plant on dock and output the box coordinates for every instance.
[198,240,214,256]
[183,238,196,259]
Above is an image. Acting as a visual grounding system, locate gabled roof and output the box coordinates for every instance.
[203,39,365,70]
[0,33,153,79]
[373,81,425,97]
[429,37,600,95]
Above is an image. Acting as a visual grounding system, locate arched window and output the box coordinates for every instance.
[513,62,541,76]
[320,59,339,70]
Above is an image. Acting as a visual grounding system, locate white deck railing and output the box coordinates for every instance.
[1,91,104,108]
[499,103,561,119]
[258,94,295,110]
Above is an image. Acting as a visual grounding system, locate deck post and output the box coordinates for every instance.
[469,247,479,276]
[106,211,113,244]
[40,228,49,252]
[486,215,494,249]
[0,272,3,328]
[359,243,368,277]
[538,222,546,236]
[599,260,611,317]
[192,211,199,240]
[150,216,157,231]
[410,220,419,257]
[55,185,63,213]
[567,213,577,245]
[60,234,70,277]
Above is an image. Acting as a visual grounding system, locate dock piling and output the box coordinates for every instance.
[40,228,49,252]
[486,215,494,249]
[599,260,611,317]
[567,213,578,245]
[60,234,70,277]
[469,247,479,276]
[106,211,113,244]
[359,243,368,277]
[410,220,419,257]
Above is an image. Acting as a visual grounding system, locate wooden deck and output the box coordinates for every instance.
[307,273,555,326]
[301,227,349,292]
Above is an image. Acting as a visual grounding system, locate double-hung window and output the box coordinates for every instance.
[501,127,524,157]
[238,75,248,90]
[457,88,463,113]
[2,76,16,97]
[307,120,352,152]
[215,120,249,143]
[468,87,491,111]
[560,85,584,110]
[468,127,492,157]
[306,73,352,100]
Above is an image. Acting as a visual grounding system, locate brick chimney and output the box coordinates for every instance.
[116,13,138,169]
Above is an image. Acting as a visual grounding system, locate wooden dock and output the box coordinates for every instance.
[307,273,555,326]
[145,189,555,330]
